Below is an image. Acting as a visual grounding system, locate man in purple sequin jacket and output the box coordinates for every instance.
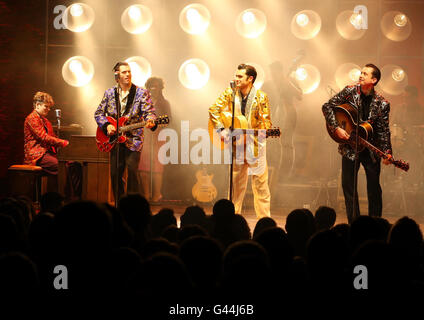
[95,61,157,200]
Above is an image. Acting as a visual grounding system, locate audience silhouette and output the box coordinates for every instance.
[1,192,423,313]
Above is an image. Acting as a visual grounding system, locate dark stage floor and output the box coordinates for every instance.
[151,198,424,233]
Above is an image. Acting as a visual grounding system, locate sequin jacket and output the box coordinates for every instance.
[94,84,156,152]
[322,85,392,161]
[24,110,66,165]
[209,87,272,130]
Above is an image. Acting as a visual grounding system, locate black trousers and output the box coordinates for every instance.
[110,144,140,201]
[342,150,382,224]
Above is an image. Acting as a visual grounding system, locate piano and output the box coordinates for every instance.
[58,135,112,203]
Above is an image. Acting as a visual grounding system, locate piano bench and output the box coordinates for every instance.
[8,165,47,203]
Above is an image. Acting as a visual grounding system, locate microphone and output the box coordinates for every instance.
[327,85,336,94]
[55,109,61,130]
[230,80,236,91]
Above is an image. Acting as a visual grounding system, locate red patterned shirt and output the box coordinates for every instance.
[24,110,66,165]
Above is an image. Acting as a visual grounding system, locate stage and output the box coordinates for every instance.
[150,196,424,233]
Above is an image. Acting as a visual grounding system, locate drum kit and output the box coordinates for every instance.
[388,122,424,188]
[391,123,424,149]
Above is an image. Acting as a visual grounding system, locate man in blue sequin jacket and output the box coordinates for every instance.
[95,61,157,200]
[322,64,392,224]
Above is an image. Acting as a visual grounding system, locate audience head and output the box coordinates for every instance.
[150,208,176,239]
[253,217,277,240]
[179,236,223,289]
[40,192,64,215]
[118,194,151,233]
[180,205,207,229]
[388,216,423,258]
[314,206,336,231]
[212,199,235,220]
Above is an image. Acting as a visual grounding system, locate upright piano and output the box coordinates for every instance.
[57,135,112,203]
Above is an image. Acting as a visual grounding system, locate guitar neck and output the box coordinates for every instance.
[231,128,277,137]
[358,137,388,159]
[119,121,146,133]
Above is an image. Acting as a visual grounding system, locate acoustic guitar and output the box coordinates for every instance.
[208,112,281,150]
[96,115,169,152]
[327,104,409,172]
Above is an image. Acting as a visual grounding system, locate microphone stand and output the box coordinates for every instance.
[229,81,236,202]
[352,85,361,222]
[115,85,121,208]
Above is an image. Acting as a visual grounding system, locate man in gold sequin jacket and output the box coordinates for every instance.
[209,64,272,218]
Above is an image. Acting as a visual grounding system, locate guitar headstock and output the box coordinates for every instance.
[393,159,410,172]
[156,115,169,127]
[266,127,281,138]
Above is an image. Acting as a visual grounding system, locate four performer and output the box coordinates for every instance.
[23,62,403,223]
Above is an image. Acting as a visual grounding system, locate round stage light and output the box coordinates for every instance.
[349,12,363,29]
[70,3,83,17]
[242,11,255,25]
[349,68,361,82]
[178,58,210,90]
[292,64,320,94]
[381,11,412,41]
[291,10,321,40]
[296,13,309,27]
[125,56,152,87]
[62,3,95,32]
[295,67,308,81]
[379,64,408,95]
[128,6,141,21]
[179,4,211,35]
[394,13,407,27]
[236,8,267,39]
[392,68,405,82]
[335,63,361,89]
[246,62,265,89]
[336,10,366,40]
[62,56,94,87]
[121,4,153,35]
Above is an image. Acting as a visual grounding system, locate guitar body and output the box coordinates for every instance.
[96,115,169,152]
[208,112,248,150]
[208,112,280,150]
[192,168,218,203]
[326,104,409,172]
[327,104,373,151]
[96,116,129,152]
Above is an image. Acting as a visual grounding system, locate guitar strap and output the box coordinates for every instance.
[114,86,122,117]
[125,84,137,115]
[234,87,264,160]
[245,87,257,126]
[234,87,257,127]
[114,84,137,117]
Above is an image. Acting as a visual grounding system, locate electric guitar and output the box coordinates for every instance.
[192,168,218,203]
[208,112,281,150]
[327,104,409,172]
[96,115,169,152]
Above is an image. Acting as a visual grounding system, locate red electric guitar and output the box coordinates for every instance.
[96,115,169,152]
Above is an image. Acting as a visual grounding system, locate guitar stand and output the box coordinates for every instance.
[311,178,332,210]
[391,174,408,215]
